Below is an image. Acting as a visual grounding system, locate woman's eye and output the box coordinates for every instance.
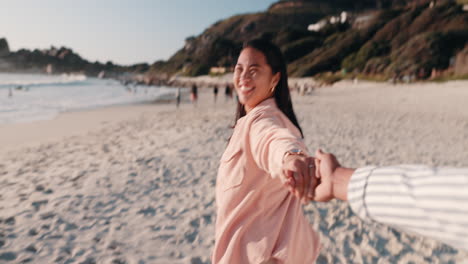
[250,70,257,75]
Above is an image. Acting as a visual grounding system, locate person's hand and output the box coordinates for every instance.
[313,149,355,201]
[282,155,317,204]
[313,149,340,201]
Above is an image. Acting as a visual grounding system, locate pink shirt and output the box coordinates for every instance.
[212,98,320,264]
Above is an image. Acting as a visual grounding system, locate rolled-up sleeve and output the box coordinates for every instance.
[248,112,307,182]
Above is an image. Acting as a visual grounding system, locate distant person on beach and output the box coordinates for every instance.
[212,39,320,264]
[224,84,232,101]
[175,87,181,108]
[213,85,218,103]
[190,84,198,106]
[8,87,12,98]
[305,149,468,252]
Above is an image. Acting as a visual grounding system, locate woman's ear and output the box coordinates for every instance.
[271,72,280,90]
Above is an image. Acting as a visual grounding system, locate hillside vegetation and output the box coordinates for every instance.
[149,0,468,80]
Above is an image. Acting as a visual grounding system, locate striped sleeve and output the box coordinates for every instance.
[347,165,468,252]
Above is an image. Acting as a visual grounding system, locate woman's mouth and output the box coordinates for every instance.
[239,86,254,93]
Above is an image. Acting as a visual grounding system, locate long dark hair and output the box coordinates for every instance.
[234,38,304,138]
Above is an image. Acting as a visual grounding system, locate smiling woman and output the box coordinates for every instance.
[212,38,320,264]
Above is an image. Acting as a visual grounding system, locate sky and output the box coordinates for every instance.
[0,0,277,65]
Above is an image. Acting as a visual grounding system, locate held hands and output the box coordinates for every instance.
[283,149,354,203]
[311,149,340,202]
[282,154,318,204]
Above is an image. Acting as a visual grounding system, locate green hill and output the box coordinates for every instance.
[148,0,468,80]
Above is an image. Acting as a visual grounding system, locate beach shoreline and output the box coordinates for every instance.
[0,101,173,154]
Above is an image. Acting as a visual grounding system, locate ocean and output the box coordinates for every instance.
[0,73,177,125]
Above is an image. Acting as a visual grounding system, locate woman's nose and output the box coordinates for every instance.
[239,70,252,81]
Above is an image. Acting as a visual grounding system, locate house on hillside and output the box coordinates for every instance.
[210,67,227,75]
[308,20,327,32]
[308,11,348,32]
[308,11,378,32]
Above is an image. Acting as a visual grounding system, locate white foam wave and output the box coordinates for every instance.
[0,73,87,88]
[0,73,179,125]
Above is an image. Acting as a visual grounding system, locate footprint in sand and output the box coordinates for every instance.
[184,229,198,243]
[179,148,189,153]
[39,212,55,220]
[190,256,209,264]
[31,200,48,211]
[4,217,15,226]
[28,228,38,236]
[202,214,212,225]
[112,258,128,264]
[137,206,156,217]
[189,218,200,229]
[35,185,45,192]
[25,244,37,253]
[0,252,17,262]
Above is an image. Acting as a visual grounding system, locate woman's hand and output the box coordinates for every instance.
[282,155,317,204]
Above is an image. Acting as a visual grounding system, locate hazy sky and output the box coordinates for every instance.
[0,0,277,65]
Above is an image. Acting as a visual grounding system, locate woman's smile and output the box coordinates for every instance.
[239,85,254,93]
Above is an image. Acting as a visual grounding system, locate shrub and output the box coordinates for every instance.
[274,27,315,47]
[342,41,390,71]
[387,30,468,75]
[290,30,370,76]
[281,36,322,63]
[188,64,210,76]
[363,56,391,74]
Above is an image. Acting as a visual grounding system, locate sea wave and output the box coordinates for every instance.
[0,73,88,88]
[0,73,178,125]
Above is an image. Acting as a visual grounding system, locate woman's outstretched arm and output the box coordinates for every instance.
[248,113,317,203]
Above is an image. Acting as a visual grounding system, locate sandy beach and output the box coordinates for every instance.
[1,80,468,263]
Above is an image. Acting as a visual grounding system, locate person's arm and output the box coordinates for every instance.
[315,149,468,251]
[249,113,315,202]
[348,165,468,251]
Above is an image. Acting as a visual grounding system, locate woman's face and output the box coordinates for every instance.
[233,47,280,112]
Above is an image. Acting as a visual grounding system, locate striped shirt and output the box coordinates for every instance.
[348,165,468,251]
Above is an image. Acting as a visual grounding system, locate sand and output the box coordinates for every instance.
[1,80,468,263]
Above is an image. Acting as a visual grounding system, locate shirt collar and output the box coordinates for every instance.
[237,97,276,124]
[248,97,276,115]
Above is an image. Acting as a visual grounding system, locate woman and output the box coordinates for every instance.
[212,39,320,264]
